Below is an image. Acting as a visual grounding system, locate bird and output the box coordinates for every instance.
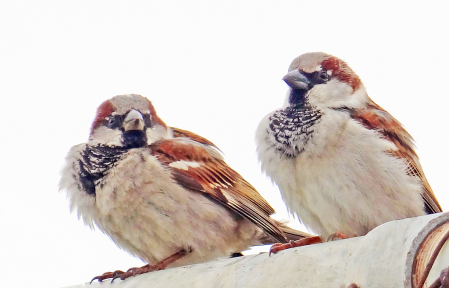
[59,94,311,281]
[255,52,442,253]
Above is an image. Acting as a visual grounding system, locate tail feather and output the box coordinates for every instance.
[281,226,314,242]
[259,220,315,244]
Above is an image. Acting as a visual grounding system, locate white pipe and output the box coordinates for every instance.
[63,213,449,288]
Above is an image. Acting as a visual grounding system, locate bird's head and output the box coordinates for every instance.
[89,94,168,148]
[284,52,367,110]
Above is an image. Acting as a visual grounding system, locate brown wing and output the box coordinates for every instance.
[350,99,442,214]
[150,138,287,243]
[172,127,220,150]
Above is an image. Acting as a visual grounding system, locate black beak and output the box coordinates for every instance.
[283,69,311,90]
[123,109,145,131]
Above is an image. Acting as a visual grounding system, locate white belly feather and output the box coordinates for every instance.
[61,147,261,267]
[257,109,425,239]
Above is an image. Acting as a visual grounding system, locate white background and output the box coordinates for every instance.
[1,1,448,287]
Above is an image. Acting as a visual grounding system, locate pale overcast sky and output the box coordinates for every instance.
[1,1,448,287]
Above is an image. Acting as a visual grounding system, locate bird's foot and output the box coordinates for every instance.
[90,270,124,283]
[327,231,357,241]
[90,248,191,283]
[269,236,322,256]
[110,264,160,282]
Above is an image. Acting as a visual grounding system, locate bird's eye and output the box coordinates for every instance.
[319,70,329,81]
[106,116,120,128]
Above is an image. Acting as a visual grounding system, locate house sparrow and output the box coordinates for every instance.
[256,52,442,252]
[60,94,311,281]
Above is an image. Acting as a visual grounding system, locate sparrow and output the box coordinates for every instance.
[59,94,311,281]
[255,52,442,252]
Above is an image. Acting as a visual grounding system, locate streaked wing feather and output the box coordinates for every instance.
[349,100,442,213]
[172,127,220,150]
[150,138,287,243]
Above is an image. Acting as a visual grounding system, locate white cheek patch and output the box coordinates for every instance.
[327,70,332,76]
[90,126,123,146]
[169,160,201,171]
[146,125,171,145]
